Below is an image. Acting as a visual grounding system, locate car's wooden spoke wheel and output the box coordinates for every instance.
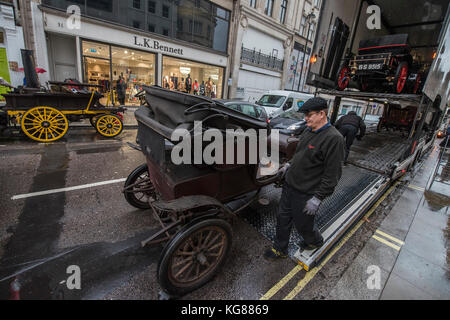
[95,114,123,138]
[21,106,68,142]
[158,219,232,295]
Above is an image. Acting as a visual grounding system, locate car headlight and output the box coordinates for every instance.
[287,124,300,131]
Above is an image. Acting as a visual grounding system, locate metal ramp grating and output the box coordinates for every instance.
[240,166,381,258]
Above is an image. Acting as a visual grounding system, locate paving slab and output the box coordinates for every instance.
[380,273,437,300]
[358,237,400,274]
[327,254,389,300]
[390,249,450,299]
[378,207,416,241]
[403,228,447,269]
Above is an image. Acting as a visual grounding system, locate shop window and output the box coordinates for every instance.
[82,41,110,59]
[163,28,169,36]
[111,46,155,106]
[177,18,183,31]
[82,40,155,107]
[0,31,4,44]
[133,20,141,29]
[162,5,170,18]
[148,0,156,13]
[162,56,224,99]
[148,24,155,32]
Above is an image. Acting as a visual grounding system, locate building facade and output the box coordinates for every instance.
[0,0,25,96]
[10,0,323,105]
[285,0,321,93]
[22,0,234,105]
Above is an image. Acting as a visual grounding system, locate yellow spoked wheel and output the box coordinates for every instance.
[95,114,123,138]
[21,107,69,142]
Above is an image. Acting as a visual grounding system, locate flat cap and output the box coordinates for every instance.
[300,97,328,113]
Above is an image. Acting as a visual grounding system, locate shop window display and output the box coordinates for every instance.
[82,40,155,106]
[162,56,223,98]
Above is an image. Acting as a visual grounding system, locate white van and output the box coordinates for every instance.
[255,90,315,118]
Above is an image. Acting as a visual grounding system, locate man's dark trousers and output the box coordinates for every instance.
[339,124,358,163]
[274,183,323,253]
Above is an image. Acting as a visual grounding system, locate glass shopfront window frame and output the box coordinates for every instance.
[161,55,225,99]
[81,39,157,106]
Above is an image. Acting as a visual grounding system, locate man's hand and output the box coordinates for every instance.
[304,196,322,216]
[279,163,291,180]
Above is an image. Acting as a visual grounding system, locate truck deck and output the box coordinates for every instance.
[239,87,432,270]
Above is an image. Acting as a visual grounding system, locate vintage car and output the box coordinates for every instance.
[336,34,423,94]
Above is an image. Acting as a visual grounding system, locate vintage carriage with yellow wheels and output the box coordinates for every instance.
[0,81,125,143]
[0,49,125,143]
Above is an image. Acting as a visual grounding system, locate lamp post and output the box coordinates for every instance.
[297,12,316,92]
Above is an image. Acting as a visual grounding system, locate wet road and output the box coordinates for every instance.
[0,128,295,300]
[0,128,446,300]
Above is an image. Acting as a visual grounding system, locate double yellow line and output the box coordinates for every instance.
[260,180,401,301]
[372,230,405,251]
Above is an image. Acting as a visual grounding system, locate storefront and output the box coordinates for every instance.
[38,2,230,105]
[81,40,156,106]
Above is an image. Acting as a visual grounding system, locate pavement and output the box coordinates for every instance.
[326,141,449,300]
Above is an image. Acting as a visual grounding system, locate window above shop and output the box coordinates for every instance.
[264,0,274,17]
[280,0,288,24]
[41,0,231,54]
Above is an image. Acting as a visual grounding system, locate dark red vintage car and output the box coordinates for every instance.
[122,86,297,296]
[336,34,423,94]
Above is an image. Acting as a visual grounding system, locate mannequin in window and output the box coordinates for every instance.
[200,80,205,96]
[116,75,126,105]
[206,77,213,97]
[178,78,185,91]
[193,80,199,95]
[185,74,192,93]
[211,82,217,98]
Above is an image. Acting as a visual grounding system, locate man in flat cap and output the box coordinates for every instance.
[264,97,345,260]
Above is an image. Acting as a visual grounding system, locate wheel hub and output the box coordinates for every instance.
[107,123,113,129]
[196,252,208,266]
[41,121,51,128]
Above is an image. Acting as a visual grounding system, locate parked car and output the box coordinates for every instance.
[269,109,307,136]
[215,99,269,122]
[256,90,314,118]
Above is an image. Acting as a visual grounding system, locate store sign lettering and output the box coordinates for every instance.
[134,36,184,56]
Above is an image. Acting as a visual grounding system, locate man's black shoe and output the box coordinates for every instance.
[299,239,324,251]
[263,248,288,261]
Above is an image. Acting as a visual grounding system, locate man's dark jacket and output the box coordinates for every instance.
[335,112,366,137]
[286,125,345,201]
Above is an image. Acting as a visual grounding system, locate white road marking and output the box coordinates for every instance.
[11,178,126,200]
